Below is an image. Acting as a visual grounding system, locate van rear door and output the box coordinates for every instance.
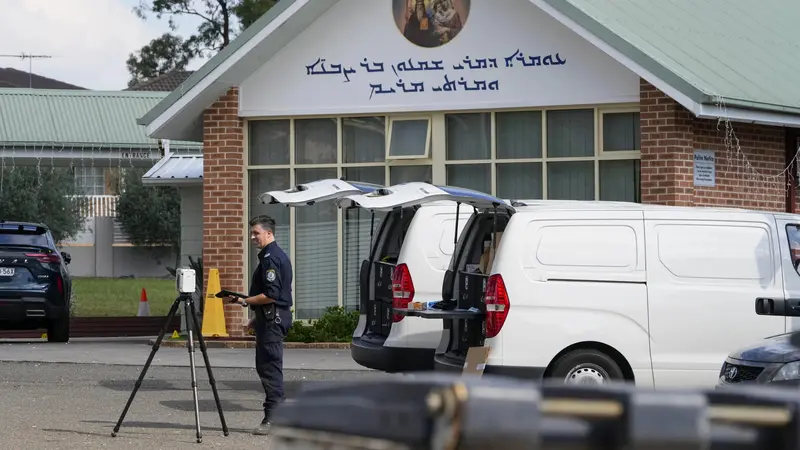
[776,216,800,332]
[336,183,514,344]
[256,178,383,323]
[337,182,515,213]
[344,183,516,350]
[259,179,382,206]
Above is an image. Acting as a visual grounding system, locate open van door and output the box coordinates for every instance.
[775,217,800,333]
[339,183,519,362]
[254,178,383,327]
[258,178,382,206]
[336,182,516,213]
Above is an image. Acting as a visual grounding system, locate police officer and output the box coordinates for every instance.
[228,215,293,435]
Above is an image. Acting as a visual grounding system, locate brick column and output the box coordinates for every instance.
[639,79,695,206]
[202,87,247,337]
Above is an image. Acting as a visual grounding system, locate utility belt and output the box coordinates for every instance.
[254,303,290,324]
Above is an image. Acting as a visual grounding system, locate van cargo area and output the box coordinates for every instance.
[350,206,435,372]
[430,210,510,372]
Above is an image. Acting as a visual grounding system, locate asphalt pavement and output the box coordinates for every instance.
[0,337,389,449]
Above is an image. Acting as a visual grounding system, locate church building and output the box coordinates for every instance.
[137,0,800,336]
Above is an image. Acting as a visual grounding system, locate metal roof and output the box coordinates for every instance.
[537,0,800,114]
[141,153,203,186]
[0,88,202,148]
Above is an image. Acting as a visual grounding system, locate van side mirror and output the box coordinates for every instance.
[61,251,71,265]
[756,297,800,317]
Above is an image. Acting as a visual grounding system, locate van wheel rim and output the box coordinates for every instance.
[564,365,607,385]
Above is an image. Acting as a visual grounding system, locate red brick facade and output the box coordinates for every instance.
[201,81,796,337]
[202,87,247,337]
[640,79,790,212]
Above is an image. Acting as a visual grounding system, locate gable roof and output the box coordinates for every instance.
[137,0,335,141]
[139,0,800,141]
[0,88,200,148]
[0,67,85,90]
[126,70,195,92]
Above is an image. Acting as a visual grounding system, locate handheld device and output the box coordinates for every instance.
[215,289,248,302]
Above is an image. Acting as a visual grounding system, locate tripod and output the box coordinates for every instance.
[111,292,230,443]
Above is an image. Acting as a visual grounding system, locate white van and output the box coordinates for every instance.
[336,183,533,372]
[380,184,800,389]
[262,180,470,372]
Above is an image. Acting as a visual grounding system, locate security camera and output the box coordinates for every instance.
[176,268,197,295]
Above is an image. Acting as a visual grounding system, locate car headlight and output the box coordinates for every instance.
[773,361,800,381]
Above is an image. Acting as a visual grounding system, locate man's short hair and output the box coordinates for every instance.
[249,215,276,234]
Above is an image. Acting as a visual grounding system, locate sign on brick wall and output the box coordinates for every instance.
[693,149,716,187]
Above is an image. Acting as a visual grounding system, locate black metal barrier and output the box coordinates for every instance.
[266,372,800,450]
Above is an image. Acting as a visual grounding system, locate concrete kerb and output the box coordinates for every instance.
[150,338,351,349]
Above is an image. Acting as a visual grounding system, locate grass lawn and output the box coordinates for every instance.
[72,277,178,317]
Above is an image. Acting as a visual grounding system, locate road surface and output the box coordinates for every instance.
[0,338,386,449]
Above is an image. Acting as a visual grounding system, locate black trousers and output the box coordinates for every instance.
[254,314,289,420]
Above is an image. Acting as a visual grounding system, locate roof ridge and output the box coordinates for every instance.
[0,88,170,98]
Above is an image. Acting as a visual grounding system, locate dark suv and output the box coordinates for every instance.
[0,221,73,342]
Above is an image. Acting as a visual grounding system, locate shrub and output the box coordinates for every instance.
[285,306,360,343]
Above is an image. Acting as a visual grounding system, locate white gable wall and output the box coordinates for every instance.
[239,0,640,117]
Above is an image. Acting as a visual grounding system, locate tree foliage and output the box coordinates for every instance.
[126,33,194,87]
[126,0,277,86]
[0,167,86,243]
[116,168,181,249]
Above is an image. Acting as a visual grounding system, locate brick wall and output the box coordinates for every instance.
[202,87,247,337]
[640,79,789,212]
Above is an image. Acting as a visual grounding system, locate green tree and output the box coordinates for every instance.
[126,0,278,86]
[126,33,194,87]
[116,168,181,261]
[0,167,86,243]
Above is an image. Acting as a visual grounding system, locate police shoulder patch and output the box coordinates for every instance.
[266,269,277,282]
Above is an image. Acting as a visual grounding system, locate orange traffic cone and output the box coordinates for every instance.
[137,288,150,317]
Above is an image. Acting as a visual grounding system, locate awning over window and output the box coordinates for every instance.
[141,153,202,186]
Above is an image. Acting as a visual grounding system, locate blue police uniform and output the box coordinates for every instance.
[248,240,293,422]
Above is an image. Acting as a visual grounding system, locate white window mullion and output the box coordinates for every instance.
[288,119,297,317]
[336,117,343,308]
[541,109,548,199]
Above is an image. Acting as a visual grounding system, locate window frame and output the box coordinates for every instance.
[598,107,642,158]
[386,115,433,160]
[243,104,641,321]
[441,105,641,200]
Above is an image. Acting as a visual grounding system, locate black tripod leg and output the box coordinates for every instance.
[185,299,203,443]
[189,300,230,436]
[112,297,182,437]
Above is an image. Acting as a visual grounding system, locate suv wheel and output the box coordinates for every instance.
[47,317,70,343]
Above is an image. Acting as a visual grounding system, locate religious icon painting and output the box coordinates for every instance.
[392,0,471,48]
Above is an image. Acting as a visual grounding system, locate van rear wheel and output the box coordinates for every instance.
[549,349,624,385]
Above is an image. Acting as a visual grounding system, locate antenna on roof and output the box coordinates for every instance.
[0,53,54,88]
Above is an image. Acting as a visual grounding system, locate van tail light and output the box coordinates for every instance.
[25,253,60,264]
[391,263,415,322]
[484,274,509,338]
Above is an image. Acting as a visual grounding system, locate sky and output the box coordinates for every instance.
[0,0,210,90]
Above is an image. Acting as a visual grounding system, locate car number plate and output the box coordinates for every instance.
[0,267,15,276]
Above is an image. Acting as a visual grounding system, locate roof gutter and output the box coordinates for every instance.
[698,94,800,116]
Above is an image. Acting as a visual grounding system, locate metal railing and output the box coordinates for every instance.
[71,195,119,218]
